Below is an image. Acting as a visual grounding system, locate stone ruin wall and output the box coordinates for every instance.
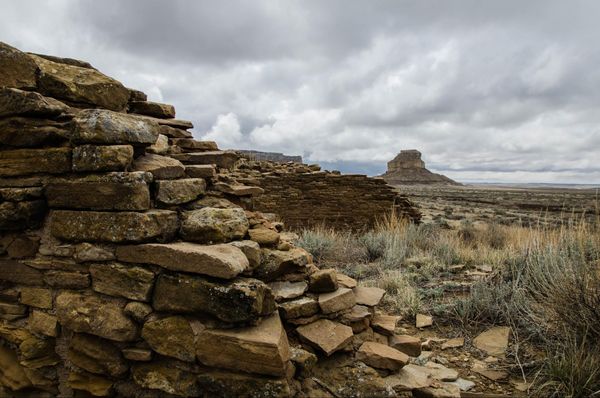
[237,150,303,164]
[0,42,423,398]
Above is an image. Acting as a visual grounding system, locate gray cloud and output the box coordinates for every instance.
[1,0,599,183]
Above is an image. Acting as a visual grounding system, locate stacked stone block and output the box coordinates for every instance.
[0,42,421,398]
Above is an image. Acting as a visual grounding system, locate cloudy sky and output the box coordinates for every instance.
[2,0,600,183]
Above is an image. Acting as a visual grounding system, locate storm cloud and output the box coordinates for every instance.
[2,0,599,183]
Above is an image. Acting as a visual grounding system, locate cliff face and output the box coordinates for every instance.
[237,150,303,164]
[0,42,420,397]
[382,150,459,186]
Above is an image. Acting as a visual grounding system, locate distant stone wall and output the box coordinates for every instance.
[237,150,303,164]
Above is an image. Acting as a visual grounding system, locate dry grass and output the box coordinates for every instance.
[295,212,600,397]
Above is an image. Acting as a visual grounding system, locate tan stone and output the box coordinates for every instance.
[68,333,128,377]
[318,288,355,314]
[172,138,218,151]
[384,364,432,391]
[0,116,69,148]
[248,227,280,246]
[122,348,152,362]
[132,153,185,179]
[372,314,400,336]
[142,316,195,362]
[337,273,358,288]
[129,100,175,118]
[296,319,354,356]
[116,242,248,279]
[229,240,261,269]
[55,291,138,342]
[473,326,510,356]
[185,164,216,179]
[181,207,249,243]
[28,311,58,337]
[389,334,422,357]
[72,144,134,172]
[196,314,290,377]
[215,182,265,196]
[357,341,409,370]
[0,260,44,286]
[68,370,113,397]
[269,281,307,301]
[425,362,459,382]
[50,209,179,243]
[155,178,206,205]
[354,286,386,306]
[197,370,291,398]
[0,345,32,391]
[0,42,38,89]
[0,147,71,177]
[416,314,433,328]
[171,150,239,169]
[30,53,130,111]
[123,302,152,322]
[441,337,464,350]
[90,262,155,301]
[158,124,193,138]
[309,269,338,293]
[146,133,169,154]
[43,270,90,289]
[413,383,461,398]
[20,287,52,309]
[255,248,310,281]
[279,297,319,319]
[132,359,199,397]
[0,87,68,118]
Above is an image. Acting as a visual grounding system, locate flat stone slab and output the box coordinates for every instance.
[268,281,307,301]
[372,314,401,336]
[441,337,464,350]
[49,210,178,243]
[416,314,433,328]
[72,109,159,144]
[354,286,386,306]
[171,150,238,169]
[341,305,372,323]
[196,313,290,377]
[155,178,206,205]
[384,364,432,391]
[473,326,510,356]
[296,319,353,356]
[318,288,356,314]
[336,273,357,288]
[132,153,185,180]
[309,269,338,293]
[0,148,71,177]
[116,242,248,279]
[279,297,319,319]
[357,341,409,371]
[389,334,422,357]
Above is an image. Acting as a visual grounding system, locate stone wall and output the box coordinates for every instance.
[0,42,421,398]
[237,150,303,164]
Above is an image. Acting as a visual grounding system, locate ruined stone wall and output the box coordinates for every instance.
[237,150,303,164]
[0,42,417,398]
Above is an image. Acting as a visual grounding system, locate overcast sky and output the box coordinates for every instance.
[2,0,600,183]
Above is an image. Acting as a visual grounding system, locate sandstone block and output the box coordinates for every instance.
[153,273,275,323]
[184,164,216,179]
[122,348,152,362]
[132,359,199,397]
[389,334,422,357]
[142,316,195,362]
[116,242,248,279]
[0,117,69,148]
[248,227,280,246]
[90,262,155,301]
[268,281,307,301]
[180,207,249,243]
[196,313,290,377]
[372,314,400,336]
[49,209,179,243]
[0,42,38,89]
[67,370,113,397]
[30,53,130,111]
[55,291,138,342]
[296,319,353,356]
[0,87,68,118]
[72,145,134,172]
[28,311,58,337]
[473,326,510,356]
[357,341,409,371]
[171,150,238,169]
[129,100,176,118]
[0,147,71,177]
[416,314,433,328]
[72,109,159,144]
[146,133,169,154]
[4,235,39,258]
[318,288,356,314]
[43,270,90,289]
[124,302,153,322]
[20,287,52,309]
[197,370,291,398]
[290,346,318,376]
[68,333,128,377]
[215,182,265,197]
[354,286,386,307]
[229,240,261,269]
[0,302,26,318]
[132,153,185,179]
[279,297,319,320]
[158,124,193,138]
[46,172,151,211]
[341,305,372,323]
[155,178,206,205]
[0,345,32,391]
[309,269,338,293]
[172,138,218,151]
[73,243,115,263]
[0,260,44,286]
[255,248,310,281]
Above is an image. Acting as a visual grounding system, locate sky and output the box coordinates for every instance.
[2,0,600,183]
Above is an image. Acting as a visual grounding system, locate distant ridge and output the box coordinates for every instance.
[237,149,302,163]
[382,149,460,186]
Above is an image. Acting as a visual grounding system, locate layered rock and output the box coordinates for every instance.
[382,149,459,186]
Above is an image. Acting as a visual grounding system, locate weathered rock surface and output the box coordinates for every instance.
[196,314,290,377]
[318,288,356,314]
[0,42,38,89]
[153,273,275,323]
[0,117,70,148]
[382,149,459,186]
[49,209,179,243]
[142,316,195,362]
[172,138,218,151]
[129,101,175,118]
[45,172,151,211]
[269,281,307,301]
[116,242,248,279]
[20,287,52,309]
[180,207,249,243]
[0,260,44,286]
[132,153,185,179]
[155,178,206,205]
[389,334,422,357]
[372,314,400,336]
[68,370,113,397]
[55,291,138,341]
[354,286,386,307]
[72,145,133,172]
[0,345,32,391]
[132,359,199,397]
[248,227,280,246]
[308,269,338,293]
[72,109,159,145]
[473,326,510,356]
[28,310,58,337]
[279,297,319,320]
[171,150,239,169]
[356,342,409,370]
[197,370,291,398]
[229,240,261,269]
[184,164,216,179]
[0,148,71,177]
[68,333,128,376]
[29,53,130,111]
[90,262,155,301]
[296,319,353,356]
[0,87,69,118]
[254,248,310,281]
